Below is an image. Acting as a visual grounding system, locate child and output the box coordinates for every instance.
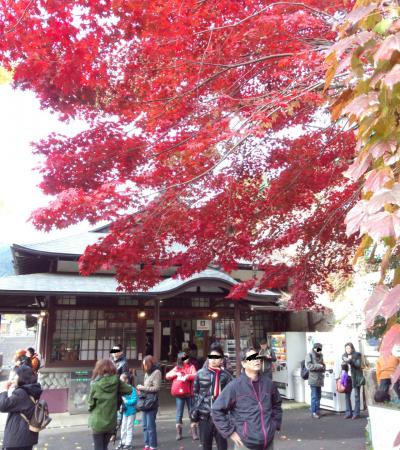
[117,373,137,450]
[340,363,353,419]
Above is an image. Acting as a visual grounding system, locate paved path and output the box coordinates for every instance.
[0,406,368,450]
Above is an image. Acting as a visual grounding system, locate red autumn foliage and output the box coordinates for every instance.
[0,0,358,307]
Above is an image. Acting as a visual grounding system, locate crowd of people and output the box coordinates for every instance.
[0,340,398,450]
[86,341,282,450]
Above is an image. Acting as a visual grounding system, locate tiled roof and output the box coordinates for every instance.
[13,232,107,256]
[0,268,280,300]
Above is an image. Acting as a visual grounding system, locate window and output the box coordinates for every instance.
[118,297,139,306]
[191,297,210,308]
[57,296,76,305]
[51,309,138,362]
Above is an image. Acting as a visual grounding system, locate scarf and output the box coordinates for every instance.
[209,367,222,399]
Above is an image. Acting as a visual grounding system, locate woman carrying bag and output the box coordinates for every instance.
[166,351,198,441]
[88,359,132,450]
[0,365,42,450]
[342,342,364,419]
[136,355,161,450]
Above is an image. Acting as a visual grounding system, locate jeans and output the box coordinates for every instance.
[310,386,321,414]
[142,409,158,449]
[199,416,227,450]
[120,414,135,446]
[353,385,361,417]
[345,390,352,417]
[379,378,392,393]
[92,433,113,450]
[380,378,400,399]
[176,396,193,423]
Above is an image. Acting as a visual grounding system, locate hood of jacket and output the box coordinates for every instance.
[19,383,42,400]
[148,363,161,375]
[93,374,119,395]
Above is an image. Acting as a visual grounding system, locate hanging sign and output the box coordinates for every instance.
[197,320,211,331]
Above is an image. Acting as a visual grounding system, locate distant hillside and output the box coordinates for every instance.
[0,244,14,277]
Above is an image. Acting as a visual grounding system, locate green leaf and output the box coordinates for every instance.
[374,18,393,34]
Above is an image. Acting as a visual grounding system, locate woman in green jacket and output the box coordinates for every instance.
[88,359,132,450]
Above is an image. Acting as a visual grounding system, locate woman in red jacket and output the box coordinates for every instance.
[166,351,198,441]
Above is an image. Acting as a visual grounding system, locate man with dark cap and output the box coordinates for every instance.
[305,342,326,419]
[258,338,277,379]
[110,344,130,378]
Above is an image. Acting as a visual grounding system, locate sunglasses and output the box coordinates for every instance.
[208,355,223,359]
[244,353,263,361]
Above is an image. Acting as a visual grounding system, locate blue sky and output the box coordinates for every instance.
[0,85,90,244]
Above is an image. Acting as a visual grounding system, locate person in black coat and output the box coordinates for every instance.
[0,365,43,450]
[192,344,233,450]
[212,347,282,450]
[110,345,130,380]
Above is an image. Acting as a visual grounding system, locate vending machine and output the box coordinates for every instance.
[304,332,364,412]
[269,332,306,399]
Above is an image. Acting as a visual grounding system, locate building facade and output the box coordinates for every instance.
[0,226,320,412]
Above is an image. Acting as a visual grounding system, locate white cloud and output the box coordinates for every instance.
[0,85,90,244]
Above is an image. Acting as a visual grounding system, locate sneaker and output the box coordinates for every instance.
[344,414,352,419]
[352,415,360,420]
[312,413,320,419]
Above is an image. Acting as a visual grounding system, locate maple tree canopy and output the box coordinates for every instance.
[0,0,358,308]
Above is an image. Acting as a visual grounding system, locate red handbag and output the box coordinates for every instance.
[336,378,346,393]
[171,377,192,398]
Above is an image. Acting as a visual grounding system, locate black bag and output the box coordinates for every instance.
[300,359,309,380]
[190,384,212,422]
[136,391,158,412]
[116,380,129,413]
[20,396,52,432]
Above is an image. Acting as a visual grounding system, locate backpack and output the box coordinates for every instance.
[20,396,52,432]
[300,359,309,380]
[34,356,41,371]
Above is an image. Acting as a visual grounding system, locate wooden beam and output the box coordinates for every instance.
[234,302,241,377]
[153,299,161,361]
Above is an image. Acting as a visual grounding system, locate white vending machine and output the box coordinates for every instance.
[269,332,306,399]
[304,332,364,412]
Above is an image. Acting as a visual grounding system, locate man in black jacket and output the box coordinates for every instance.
[192,344,232,450]
[212,347,282,450]
[110,344,130,377]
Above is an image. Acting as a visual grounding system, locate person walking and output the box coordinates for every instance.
[258,338,277,379]
[117,373,137,450]
[166,351,198,441]
[339,363,353,418]
[0,365,42,450]
[26,348,41,374]
[110,345,130,378]
[342,342,364,419]
[305,342,326,419]
[192,344,232,450]
[136,355,161,450]
[88,359,132,450]
[375,350,400,399]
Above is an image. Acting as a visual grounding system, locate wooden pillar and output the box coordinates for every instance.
[153,299,161,361]
[234,302,241,377]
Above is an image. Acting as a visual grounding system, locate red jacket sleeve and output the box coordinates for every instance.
[165,366,177,380]
[186,364,197,381]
